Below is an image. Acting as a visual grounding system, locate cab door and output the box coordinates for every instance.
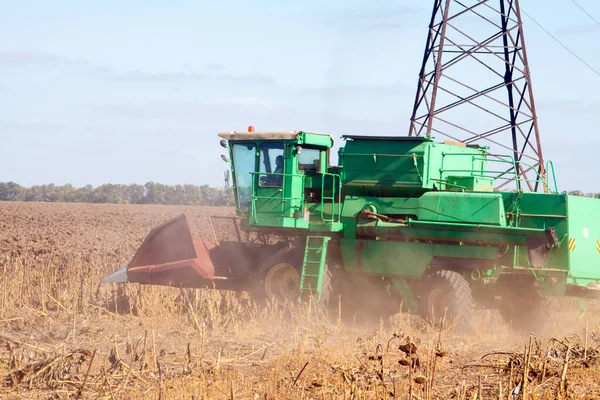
[253,142,290,225]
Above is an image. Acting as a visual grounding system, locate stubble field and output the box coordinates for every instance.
[1,201,600,399]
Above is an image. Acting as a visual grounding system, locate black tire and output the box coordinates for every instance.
[249,248,303,306]
[498,281,550,333]
[250,248,332,310]
[419,270,473,332]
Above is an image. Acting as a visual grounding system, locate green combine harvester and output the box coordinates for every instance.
[104,128,600,331]
[102,0,600,332]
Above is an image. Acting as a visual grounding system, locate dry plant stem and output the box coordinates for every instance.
[158,361,164,400]
[140,330,148,372]
[152,329,158,371]
[75,349,96,399]
[71,313,76,346]
[429,319,444,398]
[584,319,589,361]
[182,287,202,332]
[559,345,570,396]
[523,334,533,400]
[102,366,117,400]
[508,357,514,398]
[408,356,414,400]
[293,362,309,386]
[0,334,50,354]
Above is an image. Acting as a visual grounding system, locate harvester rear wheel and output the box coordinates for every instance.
[419,270,473,332]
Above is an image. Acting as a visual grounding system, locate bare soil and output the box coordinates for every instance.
[1,201,599,399]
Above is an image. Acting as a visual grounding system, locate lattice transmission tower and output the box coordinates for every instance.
[408,0,546,192]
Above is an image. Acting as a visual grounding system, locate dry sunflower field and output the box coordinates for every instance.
[1,201,600,400]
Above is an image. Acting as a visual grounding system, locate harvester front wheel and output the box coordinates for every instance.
[419,270,473,332]
[263,262,301,304]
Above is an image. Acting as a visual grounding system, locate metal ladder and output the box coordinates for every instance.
[299,236,330,301]
[320,173,341,223]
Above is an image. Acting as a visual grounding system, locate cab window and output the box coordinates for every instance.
[298,147,322,174]
[259,142,284,187]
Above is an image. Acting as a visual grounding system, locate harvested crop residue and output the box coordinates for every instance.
[1,202,599,399]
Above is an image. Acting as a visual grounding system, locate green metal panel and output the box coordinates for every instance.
[341,192,508,231]
[392,279,419,313]
[339,239,498,278]
[446,176,494,191]
[566,195,600,282]
[501,192,569,273]
[433,244,499,260]
[340,239,433,276]
[339,136,488,197]
[297,131,334,147]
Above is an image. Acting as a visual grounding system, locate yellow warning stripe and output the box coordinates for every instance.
[597,240,600,253]
[568,238,576,252]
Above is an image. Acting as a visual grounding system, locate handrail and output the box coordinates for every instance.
[546,160,558,193]
[440,151,552,190]
[248,171,343,225]
[321,172,342,223]
[249,172,305,224]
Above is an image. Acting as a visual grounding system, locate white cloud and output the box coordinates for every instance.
[109,70,205,83]
[0,50,60,65]
[205,97,276,108]
[555,24,600,35]
[103,69,274,85]
[324,5,425,30]
[538,98,600,112]
[302,82,412,97]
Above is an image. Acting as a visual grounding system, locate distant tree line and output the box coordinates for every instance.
[1,181,598,206]
[0,182,234,206]
[565,191,600,198]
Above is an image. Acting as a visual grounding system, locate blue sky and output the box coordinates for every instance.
[1,0,600,191]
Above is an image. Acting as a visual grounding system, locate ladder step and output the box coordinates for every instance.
[300,236,331,299]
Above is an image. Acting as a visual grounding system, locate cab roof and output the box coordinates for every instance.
[218,130,334,147]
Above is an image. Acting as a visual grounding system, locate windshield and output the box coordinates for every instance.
[232,143,256,212]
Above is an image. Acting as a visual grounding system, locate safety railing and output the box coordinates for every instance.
[248,171,343,226]
[440,152,555,192]
[320,172,343,223]
[249,172,305,224]
[546,160,559,193]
